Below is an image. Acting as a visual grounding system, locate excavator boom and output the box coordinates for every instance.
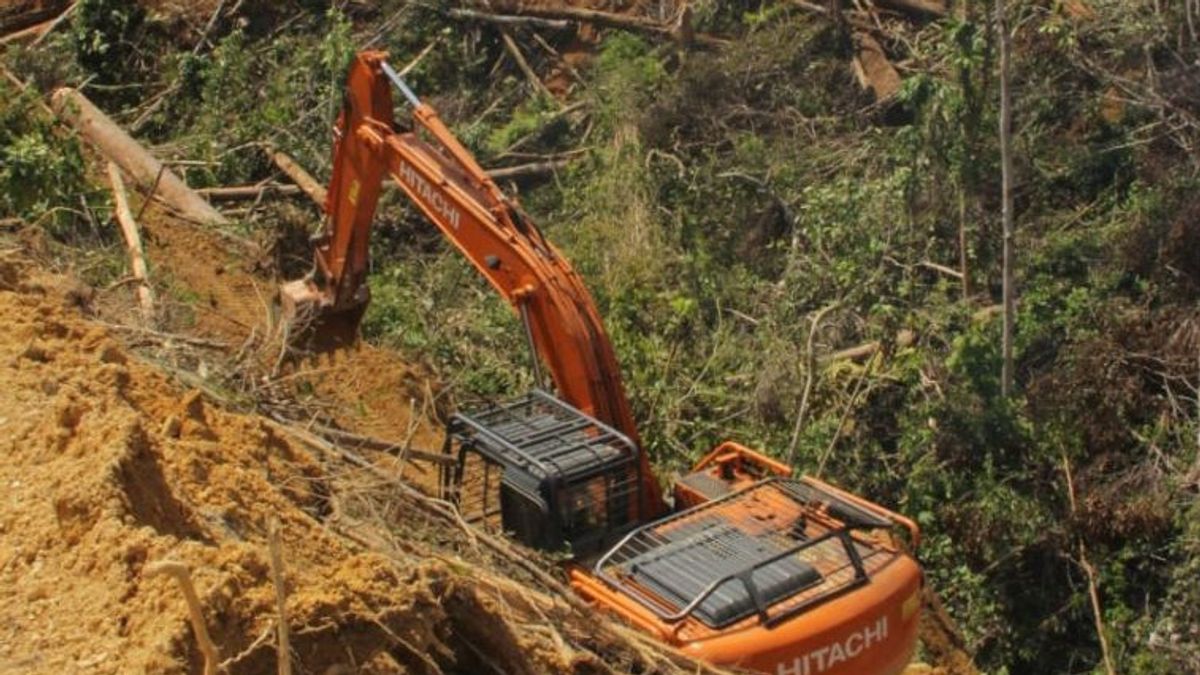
[283,51,665,515]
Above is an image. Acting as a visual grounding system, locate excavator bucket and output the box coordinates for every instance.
[278,277,367,350]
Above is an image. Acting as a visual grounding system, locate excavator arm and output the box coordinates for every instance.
[283,52,665,516]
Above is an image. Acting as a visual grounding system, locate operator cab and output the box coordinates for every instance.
[441,391,923,674]
[439,390,647,557]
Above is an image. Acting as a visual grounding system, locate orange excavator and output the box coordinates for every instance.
[283,51,923,675]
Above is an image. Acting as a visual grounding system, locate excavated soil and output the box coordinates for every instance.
[136,206,446,460]
[0,249,391,672]
[0,247,663,674]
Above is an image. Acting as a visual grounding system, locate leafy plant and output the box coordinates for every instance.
[0,83,86,230]
[72,0,146,85]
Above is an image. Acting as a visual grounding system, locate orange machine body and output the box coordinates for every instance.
[570,451,922,675]
[570,554,920,675]
[286,51,923,674]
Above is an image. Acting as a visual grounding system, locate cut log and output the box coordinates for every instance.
[499,28,556,101]
[472,3,728,48]
[852,32,902,100]
[52,88,228,225]
[30,1,74,47]
[271,148,575,212]
[197,184,303,201]
[486,159,572,180]
[0,17,52,44]
[820,341,880,365]
[876,0,947,17]
[107,162,154,322]
[0,0,69,36]
[788,1,881,35]
[448,8,570,30]
[267,148,328,208]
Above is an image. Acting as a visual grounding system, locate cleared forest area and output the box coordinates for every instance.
[2,1,1199,673]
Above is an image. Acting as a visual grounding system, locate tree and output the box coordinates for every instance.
[997,0,1015,398]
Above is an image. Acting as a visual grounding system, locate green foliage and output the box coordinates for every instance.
[484,96,562,154]
[164,7,359,187]
[72,0,145,84]
[318,7,355,82]
[0,83,86,230]
[363,253,531,398]
[594,34,666,93]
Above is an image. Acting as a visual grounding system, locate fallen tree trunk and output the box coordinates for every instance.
[482,3,659,30]
[304,423,455,467]
[852,32,902,100]
[107,162,155,322]
[486,158,571,180]
[0,0,69,36]
[0,16,51,44]
[819,329,920,366]
[877,0,947,18]
[196,184,303,201]
[469,3,727,47]
[819,341,880,365]
[267,148,328,207]
[499,28,556,100]
[273,149,575,210]
[52,88,228,225]
[919,260,964,279]
[448,8,570,30]
[788,1,881,35]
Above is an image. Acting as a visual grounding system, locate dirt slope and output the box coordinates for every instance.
[0,248,671,674]
[136,206,445,459]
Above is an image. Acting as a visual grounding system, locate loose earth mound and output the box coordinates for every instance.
[0,248,686,674]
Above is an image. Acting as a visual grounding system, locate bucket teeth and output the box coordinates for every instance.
[278,280,367,351]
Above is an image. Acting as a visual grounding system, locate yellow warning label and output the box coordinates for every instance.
[901,590,920,621]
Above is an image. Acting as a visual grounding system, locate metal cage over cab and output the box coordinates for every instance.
[594,477,901,630]
[440,390,647,557]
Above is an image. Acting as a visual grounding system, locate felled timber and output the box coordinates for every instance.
[51,88,229,225]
